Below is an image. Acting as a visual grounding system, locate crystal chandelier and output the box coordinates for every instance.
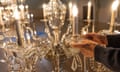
[0,0,113,72]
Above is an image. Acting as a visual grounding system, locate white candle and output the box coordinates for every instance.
[20,0,24,3]
[14,9,20,20]
[72,5,78,36]
[69,2,72,20]
[87,1,92,20]
[43,4,47,19]
[25,5,29,14]
[19,4,25,19]
[0,7,4,26]
[109,0,119,33]
[0,7,4,31]
[30,13,34,18]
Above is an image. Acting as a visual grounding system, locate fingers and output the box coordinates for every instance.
[82,33,97,39]
[82,33,108,45]
[70,39,97,50]
[93,35,108,45]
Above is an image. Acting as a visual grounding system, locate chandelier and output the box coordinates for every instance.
[0,0,118,72]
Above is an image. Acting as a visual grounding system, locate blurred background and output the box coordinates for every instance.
[25,0,120,32]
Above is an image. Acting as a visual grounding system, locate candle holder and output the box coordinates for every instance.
[42,0,67,71]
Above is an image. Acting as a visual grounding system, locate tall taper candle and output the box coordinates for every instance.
[87,1,92,20]
[72,5,78,36]
[69,2,72,20]
[43,4,47,19]
[19,4,25,19]
[109,0,119,33]
[0,7,4,31]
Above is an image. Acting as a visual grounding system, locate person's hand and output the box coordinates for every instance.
[70,39,97,57]
[82,33,108,46]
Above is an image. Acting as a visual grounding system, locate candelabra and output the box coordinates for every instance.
[42,0,67,71]
[0,0,114,72]
[42,0,87,72]
[43,0,112,72]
